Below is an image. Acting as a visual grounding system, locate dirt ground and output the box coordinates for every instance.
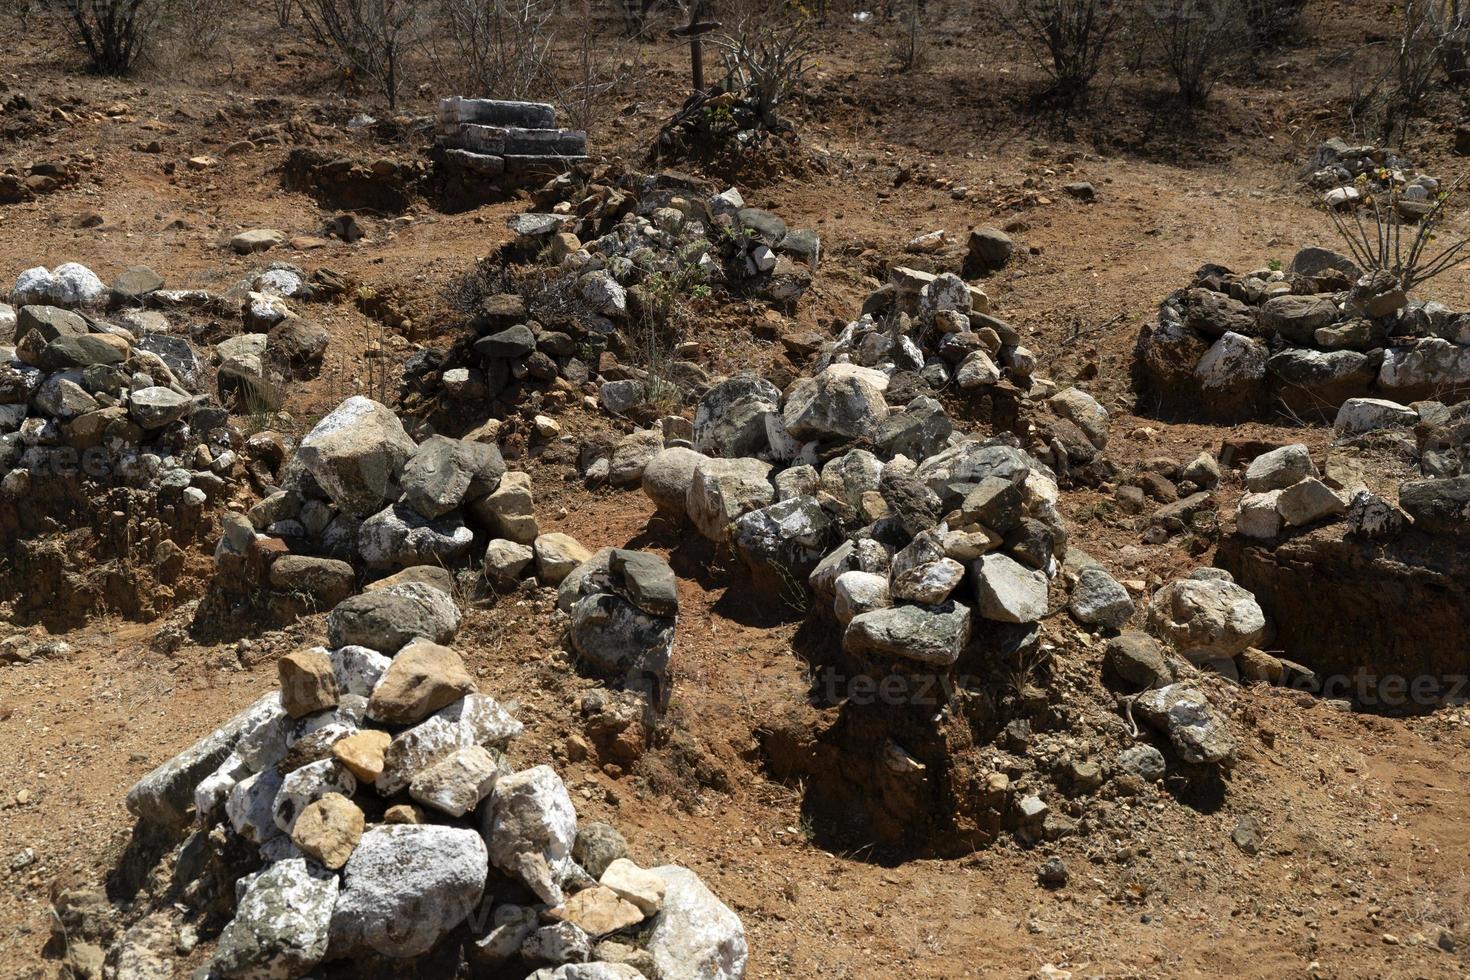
[3,1,1470,977]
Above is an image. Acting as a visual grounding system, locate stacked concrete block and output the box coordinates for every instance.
[436,98,589,206]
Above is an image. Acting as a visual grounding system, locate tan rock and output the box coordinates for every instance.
[366,641,477,726]
[384,803,428,825]
[278,649,338,718]
[533,532,592,585]
[547,884,647,937]
[599,858,666,914]
[290,792,364,870]
[332,729,392,783]
[408,745,501,817]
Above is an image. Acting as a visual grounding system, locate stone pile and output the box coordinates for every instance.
[412,169,819,427]
[120,579,745,980]
[1233,443,1348,540]
[1135,246,1470,422]
[216,395,523,613]
[436,98,590,208]
[2,263,251,521]
[1305,137,1439,213]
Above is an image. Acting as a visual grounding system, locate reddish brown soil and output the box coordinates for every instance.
[3,2,1470,977]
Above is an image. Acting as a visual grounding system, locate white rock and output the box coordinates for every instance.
[1235,490,1284,539]
[1333,397,1418,435]
[645,866,748,980]
[329,825,489,958]
[482,765,578,905]
[833,570,891,626]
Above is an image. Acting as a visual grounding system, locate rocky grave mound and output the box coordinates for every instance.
[1215,410,1470,710]
[210,394,682,738]
[1304,137,1441,213]
[96,576,745,980]
[572,259,1252,856]
[1133,245,1470,423]
[401,167,820,437]
[0,261,318,629]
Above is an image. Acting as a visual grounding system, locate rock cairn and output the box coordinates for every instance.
[408,169,819,430]
[1305,137,1440,213]
[594,247,1270,853]
[1135,245,1470,422]
[436,98,590,208]
[121,579,745,979]
[1,262,318,622]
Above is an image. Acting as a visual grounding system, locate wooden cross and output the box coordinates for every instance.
[669,1,721,94]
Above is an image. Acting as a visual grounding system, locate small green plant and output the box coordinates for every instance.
[1268,258,1283,272]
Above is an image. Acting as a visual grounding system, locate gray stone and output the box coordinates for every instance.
[211,859,337,979]
[376,694,523,795]
[328,825,489,959]
[125,693,281,827]
[971,553,1048,623]
[842,601,972,666]
[1334,397,1417,436]
[399,435,505,519]
[358,505,474,569]
[482,765,578,905]
[693,376,781,458]
[569,593,674,684]
[1133,684,1238,766]
[731,496,836,596]
[1276,478,1345,527]
[1244,444,1315,492]
[128,387,192,429]
[641,446,707,518]
[1103,633,1172,690]
[1068,566,1134,630]
[326,582,461,654]
[608,549,678,617]
[572,822,629,879]
[1117,744,1166,782]
[686,456,774,542]
[297,397,417,518]
[781,364,889,442]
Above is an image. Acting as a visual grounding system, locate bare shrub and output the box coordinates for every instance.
[548,18,644,134]
[992,0,1123,100]
[1148,0,1246,106]
[429,0,555,100]
[1328,177,1470,298]
[295,0,421,107]
[1239,0,1306,47]
[889,0,927,72]
[713,12,815,126]
[1429,0,1470,84]
[1350,0,1451,142]
[167,0,229,59]
[49,0,162,75]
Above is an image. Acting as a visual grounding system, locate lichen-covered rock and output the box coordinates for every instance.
[211,859,338,979]
[1134,684,1238,766]
[1146,571,1265,664]
[781,364,889,442]
[326,583,461,655]
[295,397,416,518]
[482,765,578,905]
[693,376,781,458]
[842,601,972,666]
[686,457,774,542]
[376,694,523,796]
[328,825,488,959]
[731,495,836,597]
